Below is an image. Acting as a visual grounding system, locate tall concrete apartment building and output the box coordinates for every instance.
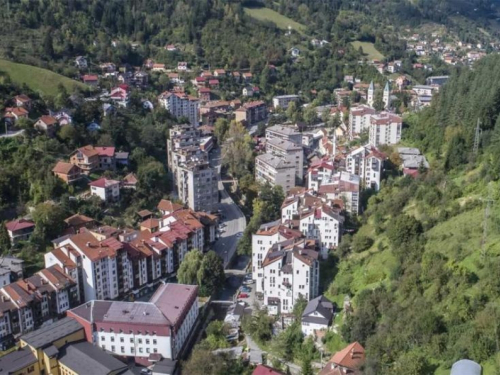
[178,160,219,213]
[167,124,218,212]
[158,92,199,127]
[255,124,305,192]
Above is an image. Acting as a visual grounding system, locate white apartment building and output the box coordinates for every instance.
[251,221,303,294]
[307,159,335,191]
[68,284,198,361]
[266,125,303,145]
[158,92,199,126]
[349,105,376,139]
[318,172,361,214]
[177,160,219,213]
[346,145,385,191]
[266,138,304,185]
[272,95,300,109]
[255,153,296,194]
[261,239,319,315]
[369,112,402,146]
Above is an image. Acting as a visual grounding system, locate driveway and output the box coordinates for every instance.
[0,129,24,138]
[210,147,247,268]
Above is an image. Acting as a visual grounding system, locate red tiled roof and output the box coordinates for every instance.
[330,342,365,370]
[253,365,284,375]
[83,74,98,81]
[5,219,35,232]
[157,199,183,213]
[88,177,120,188]
[38,115,57,126]
[52,161,79,175]
[94,146,115,157]
[15,94,30,103]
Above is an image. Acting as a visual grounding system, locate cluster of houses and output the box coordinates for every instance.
[403,31,493,67]
[0,198,217,366]
[51,144,132,203]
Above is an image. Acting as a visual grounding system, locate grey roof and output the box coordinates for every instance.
[450,359,481,375]
[0,347,37,374]
[266,125,300,136]
[267,137,302,151]
[399,154,429,169]
[70,300,171,326]
[21,317,83,349]
[259,219,281,230]
[302,295,335,326]
[115,151,129,159]
[58,341,130,375]
[0,256,24,274]
[255,153,295,170]
[397,147,421,155]
[43,344,59,357]
[151,358,177,375]
[0,267,10,276]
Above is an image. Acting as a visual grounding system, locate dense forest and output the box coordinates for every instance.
[329,54,500,373]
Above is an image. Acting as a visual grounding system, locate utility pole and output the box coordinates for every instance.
[481,183,493,260]
[473,118,482,156]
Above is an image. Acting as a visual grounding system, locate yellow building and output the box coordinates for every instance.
[0,317,132,375]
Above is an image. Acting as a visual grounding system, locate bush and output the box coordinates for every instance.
[352,235,374,253]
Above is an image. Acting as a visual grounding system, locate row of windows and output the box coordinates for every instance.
[101,336,158,345]
[102,345,158,354]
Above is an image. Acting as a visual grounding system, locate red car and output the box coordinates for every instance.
[238,293,249,298]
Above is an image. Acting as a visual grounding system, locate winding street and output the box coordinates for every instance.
[210,147,247,268]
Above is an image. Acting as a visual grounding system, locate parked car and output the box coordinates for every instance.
[240,286,251,293]
[238,292,249,298]
[243,279,254,285]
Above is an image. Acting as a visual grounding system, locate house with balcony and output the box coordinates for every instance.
[89,178,120,202]
[52,162,81,184]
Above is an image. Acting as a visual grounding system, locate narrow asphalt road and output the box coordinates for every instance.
[210,147,247,268]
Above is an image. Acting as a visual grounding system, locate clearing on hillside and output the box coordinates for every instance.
[351,41,385,61]
[243,5,305,33]
[0,59,86,96]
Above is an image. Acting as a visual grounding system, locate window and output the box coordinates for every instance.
[138,339,142,344]
[111,346,115,352]
[154,348,158,353]
[146,339,150,344]
[131,347,134,353]
[153,339,157,345]
[130,338,134,343]
[120,337,124,343]
[110,337,115,342]
[146,348,150,353]
[121,346,125,353]
[101,336,105,341]
[139,348,143,353]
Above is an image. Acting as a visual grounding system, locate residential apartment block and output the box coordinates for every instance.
[265,125,303,145]
[68,284,198,362]
[167,124,218,212]
[255,153,296,194]
[0,265,80,349]
[158,92,199,126]
[45,207,217,303]
[369,112,402,146]
[260,238,320,315]
[348,105,376,139]
[234,100,268,126]
[178,160,219,213]
[345,145,385,191]
[266,138,304,185]
[272,95,300,109]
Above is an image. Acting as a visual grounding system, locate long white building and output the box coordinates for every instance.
[255,153,296,194]
[266,138,304,185]
[349,105,376,139]
[158,92,199,126]
[68,284,198,362]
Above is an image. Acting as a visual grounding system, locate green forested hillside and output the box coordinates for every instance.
[328,54,500,374]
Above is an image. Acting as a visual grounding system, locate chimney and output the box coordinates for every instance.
[351,349,355,358]
[86,242,91,247]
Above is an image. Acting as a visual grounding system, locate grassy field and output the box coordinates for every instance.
[0,59,86,96]
[351,41,385,61]
[243,6,305,33]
